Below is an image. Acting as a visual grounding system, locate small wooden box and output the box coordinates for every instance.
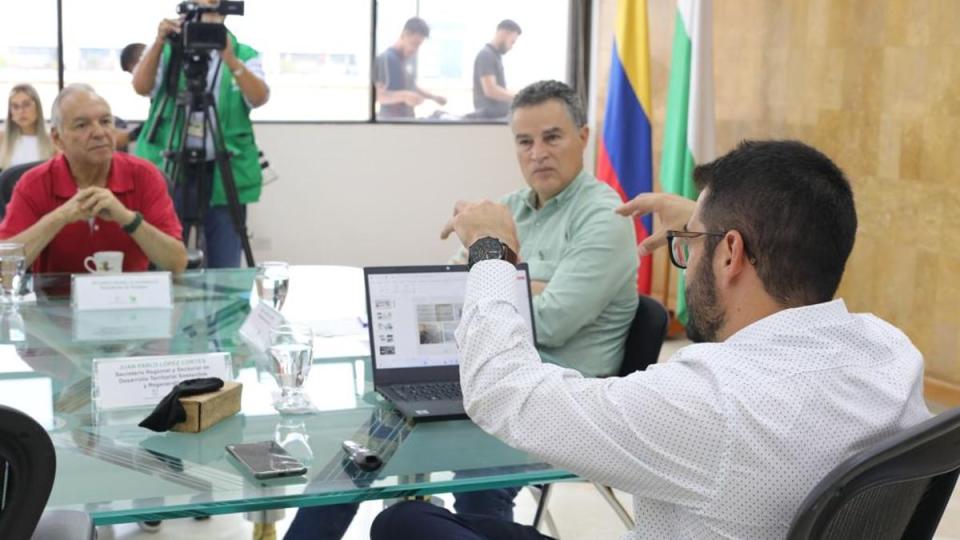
[171,381,242,433]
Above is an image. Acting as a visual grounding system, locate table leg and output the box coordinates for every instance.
[247,509,284,540]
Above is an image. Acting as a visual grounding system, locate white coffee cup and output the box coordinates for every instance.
[83,251,124,274]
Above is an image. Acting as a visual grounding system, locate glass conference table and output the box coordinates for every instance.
[0,266,574,524]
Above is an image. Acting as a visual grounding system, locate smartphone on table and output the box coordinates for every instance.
[226,440,308,479]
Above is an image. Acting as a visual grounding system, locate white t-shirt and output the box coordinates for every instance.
[9,135,41,167]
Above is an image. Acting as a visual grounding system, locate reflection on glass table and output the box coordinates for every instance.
[73,309,174,342]
[0,242,27,304]
[0,267,574,524]
[255,261,290,311]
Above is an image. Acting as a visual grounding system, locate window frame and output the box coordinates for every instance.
[27,0,589,125]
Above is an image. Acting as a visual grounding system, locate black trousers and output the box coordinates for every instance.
[371,501,555,540]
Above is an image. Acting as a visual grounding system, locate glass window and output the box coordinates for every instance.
[61,1,177,122]
[0,0,60,124]
[62,0,372,122]
[23,0,570,124]
[227,0,372,121]
[375,0,570,122]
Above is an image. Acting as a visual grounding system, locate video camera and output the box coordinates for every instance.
[174,0,244,52]
[148,2,256,268]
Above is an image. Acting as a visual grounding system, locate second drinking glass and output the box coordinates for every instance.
[269,323,314,414]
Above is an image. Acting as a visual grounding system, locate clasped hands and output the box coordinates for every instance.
[58,187,134,226]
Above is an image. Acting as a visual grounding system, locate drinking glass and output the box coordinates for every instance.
[269,323,314,413]
[0,243,27,304]
[256,261,290,310]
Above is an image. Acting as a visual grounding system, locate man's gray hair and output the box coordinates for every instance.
[510,80,586,128]
[50,83,99,130]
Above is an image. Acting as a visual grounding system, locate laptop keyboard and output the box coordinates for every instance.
[391,382,463,402]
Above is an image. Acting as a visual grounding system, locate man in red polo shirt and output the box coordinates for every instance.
[0,84,186,274]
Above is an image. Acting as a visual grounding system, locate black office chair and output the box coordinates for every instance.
[787,407,960,540]
[620,295,670,376]
[531,295,671,534]
[0,160,45,220]
[0,405,95,539]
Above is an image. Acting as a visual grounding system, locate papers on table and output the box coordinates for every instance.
[312,317,367,337]
[0,370,54,429]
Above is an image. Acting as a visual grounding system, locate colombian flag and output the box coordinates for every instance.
[596,0,654,294]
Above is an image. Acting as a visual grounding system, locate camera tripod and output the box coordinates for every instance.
[147,48,255,268]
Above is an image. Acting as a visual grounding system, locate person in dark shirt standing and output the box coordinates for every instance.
[472,20,522,120]
[114,42,147,152]
[375,17,447,119]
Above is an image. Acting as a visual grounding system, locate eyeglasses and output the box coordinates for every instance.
[666,231,723,269]
[666,230,757,270]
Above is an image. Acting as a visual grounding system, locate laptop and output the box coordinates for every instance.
[364,264,536,421]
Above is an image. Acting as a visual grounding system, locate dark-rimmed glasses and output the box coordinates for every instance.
[666,230,724,269]
[666,230,758,270]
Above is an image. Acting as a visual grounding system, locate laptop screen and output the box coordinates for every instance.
[365,265,535,371]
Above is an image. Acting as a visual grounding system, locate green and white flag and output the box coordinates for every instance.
[659,0,715,324]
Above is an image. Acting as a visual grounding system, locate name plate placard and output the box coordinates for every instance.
[239,302,287,352]
[92,352,232,410]
[72,272,173,311]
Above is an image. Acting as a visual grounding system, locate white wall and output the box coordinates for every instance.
[247,123,525,267]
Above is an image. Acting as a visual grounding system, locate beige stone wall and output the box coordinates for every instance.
[595,0,960,386]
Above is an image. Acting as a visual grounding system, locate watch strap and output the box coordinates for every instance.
[467,237,518,271]
[123,211,144,234]
[502,243,519,265]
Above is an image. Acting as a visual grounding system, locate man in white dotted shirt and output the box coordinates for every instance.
[370,140,931,540]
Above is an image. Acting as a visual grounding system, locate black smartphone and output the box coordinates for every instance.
[225,441,308,480]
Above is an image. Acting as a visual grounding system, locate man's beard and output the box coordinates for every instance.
[497,43,509,54]
[684,255,725,343]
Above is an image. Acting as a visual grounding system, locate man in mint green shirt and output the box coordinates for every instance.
[436,79,637,524]
[449,80,638,378]
[289,81,638,536]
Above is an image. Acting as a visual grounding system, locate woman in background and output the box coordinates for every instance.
[0,84,55,170]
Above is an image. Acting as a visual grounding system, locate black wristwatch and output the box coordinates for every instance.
[467,237,518,271]
[123,211,144,234]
